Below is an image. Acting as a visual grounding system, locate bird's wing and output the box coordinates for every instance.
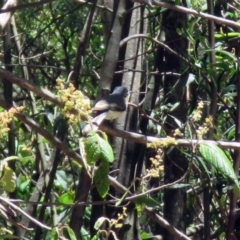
[92,112,108,124]
[92,100,109,111]
[108,95,126,111]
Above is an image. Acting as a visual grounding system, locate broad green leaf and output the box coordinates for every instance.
[199,142,240,195]
[84,132,114,164]
[66,226,77,240]
[0,167,16,192]
[98,135,114,163]
[84,132,101,165]
[96,177,109,198]
[94,163,110,198]
[58,192,74,204]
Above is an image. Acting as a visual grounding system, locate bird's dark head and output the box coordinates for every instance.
[112,86,130,98]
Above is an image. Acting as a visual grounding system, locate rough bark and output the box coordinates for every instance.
[98,0,126,95]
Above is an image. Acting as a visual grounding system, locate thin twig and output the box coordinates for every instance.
[150,0,240,29]
[0,196,51,230]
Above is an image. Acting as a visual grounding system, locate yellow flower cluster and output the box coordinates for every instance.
[191,101,213,139]
[110,207,127,229]
[0,107,24,138]
[173,128,183,137]
[146,137,177,178]
[192,101,204,122]
[147,148,164,178]
[147,137,178,149]
[196,116,213,140]
[56,78,91,125]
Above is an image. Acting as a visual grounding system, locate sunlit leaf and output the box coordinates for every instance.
[94,217,108,230]
[66,226,77,240]
[84,132,102,165]
[0,167,16,192]
[58,192,74,204]
[199,142,240,196]
[94,162,110,198]
[84,132,114,164]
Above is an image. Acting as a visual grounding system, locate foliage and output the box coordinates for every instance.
[0,0,240,239]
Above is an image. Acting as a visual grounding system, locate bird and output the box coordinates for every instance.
[82,86,131,135]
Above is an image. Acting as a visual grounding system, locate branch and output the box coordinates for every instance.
[108,176,191,240]
[144,207,191,240]
[0,196,51,230]
[150,0,240,29]
[0,68,62,107]
[99,125,240,149]
[0,0,56,14]
[120,34,189,64]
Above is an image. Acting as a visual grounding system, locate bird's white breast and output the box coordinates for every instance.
[105,110,124,120]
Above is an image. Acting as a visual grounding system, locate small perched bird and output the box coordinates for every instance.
[82,86,130,134]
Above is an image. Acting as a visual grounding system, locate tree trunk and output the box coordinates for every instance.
[161,4,188,240]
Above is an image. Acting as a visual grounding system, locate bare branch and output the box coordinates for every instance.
[149,0,240,29]
[0,196,51,230]
[0,0,56,14]
[120,34,190,64]
[0,68,61,107]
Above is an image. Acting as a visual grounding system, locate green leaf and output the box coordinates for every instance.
[140,231,153,239]
[199,142,240,195]
[94,163,110,198]
[84,132,101,165]
[19,179,31,192]
[94,217,108,230]
[215,32,240,40]
[0,167,16,192]
[80,227,90,240]
[58,192,74,204]
[91,232,101,240]
[66,226,77,240]
[51,228,58,240]
[134,196,159,208]
[98,135,114,163]
[84,132,114,164]
[21,156,33,165]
